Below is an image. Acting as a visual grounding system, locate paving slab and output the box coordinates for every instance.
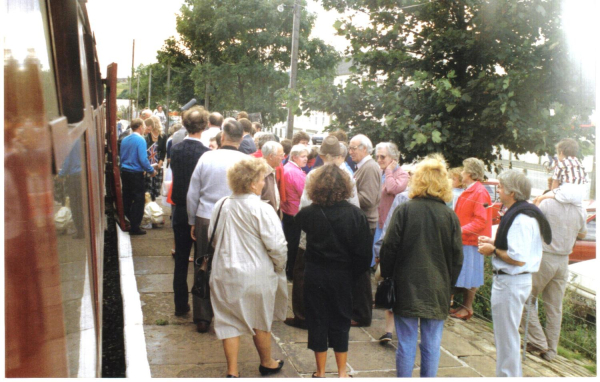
[440,330,482,356]
[139,292,194,325]
[461,355,497,377]
[133,256,189,275]
[346,342,397,371]
[136,273,193,293]
[281,342,348,374]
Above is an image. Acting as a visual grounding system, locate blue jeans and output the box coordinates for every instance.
[394,315,444,377]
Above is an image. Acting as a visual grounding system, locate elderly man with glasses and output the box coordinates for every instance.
[347,134,381,327]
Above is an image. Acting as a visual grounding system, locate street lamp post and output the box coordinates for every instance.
[285,0,301,140]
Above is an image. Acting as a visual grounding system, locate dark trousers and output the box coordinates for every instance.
[351,228,375,326]
[121,170,145,231]
[65,173,84,238]
[282,212,301,280]
[172,205,194,312]
[291,247,307,321]
[193,217,213,324]
[305,262,353,352]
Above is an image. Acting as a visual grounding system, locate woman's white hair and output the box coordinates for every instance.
[352,134,373,154]
[375,142,400,161]
[290,144,309,159]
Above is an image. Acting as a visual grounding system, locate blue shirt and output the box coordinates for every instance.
[120,132,154,173]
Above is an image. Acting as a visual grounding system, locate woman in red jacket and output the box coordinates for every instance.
[451,158,492,320]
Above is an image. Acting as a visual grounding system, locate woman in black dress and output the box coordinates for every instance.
[295,164,372,378]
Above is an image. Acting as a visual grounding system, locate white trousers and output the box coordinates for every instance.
[491,273,532,377]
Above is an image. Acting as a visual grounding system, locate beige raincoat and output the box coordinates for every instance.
[209,194,288,339]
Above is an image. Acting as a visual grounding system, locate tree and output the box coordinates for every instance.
[303,0,594,166]
[157,0,339,127]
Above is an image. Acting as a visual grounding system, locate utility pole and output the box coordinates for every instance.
[285,0,300,139]
[147,68,152,109]
[136,74,140,118]
[129,39,135,120]
[205,54,210,110]
[166,63,171,128]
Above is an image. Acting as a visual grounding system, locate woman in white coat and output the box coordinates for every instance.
[209,157,288,378]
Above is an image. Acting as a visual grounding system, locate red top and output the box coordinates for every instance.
[251,150,263,158]
[454,181,492,246]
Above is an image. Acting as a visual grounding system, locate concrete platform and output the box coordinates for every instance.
[119,204,596,378]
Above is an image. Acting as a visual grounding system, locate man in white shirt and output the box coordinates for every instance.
[154,105,167,126]
[186,118,247,332]
[200,112,223,147]
[478,170,551,377]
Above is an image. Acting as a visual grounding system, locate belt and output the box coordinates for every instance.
[493,270,530,276]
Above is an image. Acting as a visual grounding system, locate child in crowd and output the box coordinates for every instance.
[534,138,587,207]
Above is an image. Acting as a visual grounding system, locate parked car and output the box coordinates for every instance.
[310,133,325,145]
[569,200,596,264]
[482,179,502,225]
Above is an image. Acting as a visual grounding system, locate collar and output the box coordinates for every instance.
[288,161,301,169]
[184,136,203,143]
[220,145,239,151]
[464,181,477,190]
[356,155,372,169]
[133,131,143,137]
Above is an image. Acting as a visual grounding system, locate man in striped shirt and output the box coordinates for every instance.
[534,138,587,207]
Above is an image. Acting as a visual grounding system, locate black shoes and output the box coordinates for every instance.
[174,304,190,317]
[196,321,209,333]
[379,332,393,342]
[226,374,239,378]
[129,229,147,235]
[259,359,284,376]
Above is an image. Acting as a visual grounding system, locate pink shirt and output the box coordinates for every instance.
[378,165,410,228]
[281,161,306,216]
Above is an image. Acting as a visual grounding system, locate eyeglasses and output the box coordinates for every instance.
[348,145,361,151]
[376,155,387,160]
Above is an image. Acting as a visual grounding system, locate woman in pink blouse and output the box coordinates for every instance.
[281,144,309,280]
[373,142,409,342]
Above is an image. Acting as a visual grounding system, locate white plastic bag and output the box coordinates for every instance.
[54,205,73,233]
[162,166,172,197]
[144,201,164,225]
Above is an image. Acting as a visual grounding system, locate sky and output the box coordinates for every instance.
[86,0,351,79]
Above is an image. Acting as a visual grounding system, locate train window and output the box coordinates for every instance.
[48,0,85,123]
[54,136,98,377]
[5,0,60,121]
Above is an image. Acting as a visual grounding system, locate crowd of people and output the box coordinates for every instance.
[118,105,588,378]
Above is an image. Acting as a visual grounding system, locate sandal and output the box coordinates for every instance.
[312,372,324,378]
[450,308,473,321]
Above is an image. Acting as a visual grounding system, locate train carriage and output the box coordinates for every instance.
[4,0,119,377]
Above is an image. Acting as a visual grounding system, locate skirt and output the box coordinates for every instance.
[454,245,484,288]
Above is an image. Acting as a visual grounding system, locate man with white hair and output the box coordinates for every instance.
[348,134,381,327]
[478,170,551,377]
[141,108,153,120]
[200,112,223,147]
[261,141,284,214]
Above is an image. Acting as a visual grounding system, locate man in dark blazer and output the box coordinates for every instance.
[237,118,257,154]
[169,106,210,324]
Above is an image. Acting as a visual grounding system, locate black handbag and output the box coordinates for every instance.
[191,198,227,299]
[374,277,396,309]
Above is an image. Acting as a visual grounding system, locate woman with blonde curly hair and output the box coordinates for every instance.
[144,116,167,200]
[295,164,372,378]
[380,154,463,377]
[209,157,288,378]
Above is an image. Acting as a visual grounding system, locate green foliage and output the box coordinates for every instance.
[155,319,168,326]
[150,0,339,127]
[307,0,595,166]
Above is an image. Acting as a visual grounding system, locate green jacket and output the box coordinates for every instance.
[380,196,463,320]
